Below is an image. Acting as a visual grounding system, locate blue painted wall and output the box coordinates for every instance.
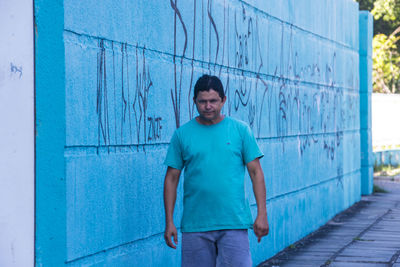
[359,11,373,195]
[374,150,400,167]
[35,0,372,266]
[35,0,66,266]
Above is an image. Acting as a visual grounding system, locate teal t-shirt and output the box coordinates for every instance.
[164,117,264,232]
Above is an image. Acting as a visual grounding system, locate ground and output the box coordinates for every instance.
[259,168,400,267]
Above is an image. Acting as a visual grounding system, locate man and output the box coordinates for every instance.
[163,74,269,267]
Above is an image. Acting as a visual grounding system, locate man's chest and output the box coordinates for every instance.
[181,128,243,163]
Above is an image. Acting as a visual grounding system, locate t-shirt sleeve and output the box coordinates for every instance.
[164,130,184,170]
[242,124,264,164]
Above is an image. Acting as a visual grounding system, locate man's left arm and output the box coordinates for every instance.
[247,158,269,242]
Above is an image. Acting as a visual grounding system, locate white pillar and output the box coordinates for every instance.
[0,1,34,266]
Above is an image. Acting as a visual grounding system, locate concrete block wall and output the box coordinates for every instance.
[359,11,373,195]
[35,0,371,266]
[35,0,66,266]
[374,150,400,167]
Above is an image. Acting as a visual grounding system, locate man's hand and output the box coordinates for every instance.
[253,213,269,242]
[163,167,181,249]
[247,158,269,243]
[164,222,178,249]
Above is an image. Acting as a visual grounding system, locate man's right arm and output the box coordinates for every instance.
[163,166,182,249]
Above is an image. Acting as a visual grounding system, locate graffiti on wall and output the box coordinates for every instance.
[96,40,163,151]
[93,0,357,159]
[167,0,355,159]
[10,63,23,78]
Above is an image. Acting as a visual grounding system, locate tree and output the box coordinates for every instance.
[372,0,400,34]
[373,33,400,93]
[356,0,400,93]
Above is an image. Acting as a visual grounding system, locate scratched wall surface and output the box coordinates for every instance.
[59,0,363,266]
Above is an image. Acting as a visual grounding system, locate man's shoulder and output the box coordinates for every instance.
[174,118,197,134]
[226,116,250,130]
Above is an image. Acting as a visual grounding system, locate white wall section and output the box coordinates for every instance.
[0,0,34,266]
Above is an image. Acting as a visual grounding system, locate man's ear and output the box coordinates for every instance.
[222,96,227,104]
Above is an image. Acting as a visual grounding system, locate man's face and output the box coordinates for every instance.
[194,89,226,122]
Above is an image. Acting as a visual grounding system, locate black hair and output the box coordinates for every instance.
[193,74,225,100]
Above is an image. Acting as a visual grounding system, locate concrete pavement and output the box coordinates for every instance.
[259,178,400,267]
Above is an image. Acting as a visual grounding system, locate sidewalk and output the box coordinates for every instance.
[259,178,400,267]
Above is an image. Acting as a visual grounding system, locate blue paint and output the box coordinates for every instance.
[374,150,400,167]
[359,11,373,195]
[34,0,66,266]
[35,0,373,266]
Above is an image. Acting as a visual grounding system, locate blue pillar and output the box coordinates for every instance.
[35,0,66,265]
[359,11,373,195]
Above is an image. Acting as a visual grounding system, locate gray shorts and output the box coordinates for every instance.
[181,229,252,267]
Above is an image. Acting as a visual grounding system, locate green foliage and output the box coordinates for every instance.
[356,0,400,35]
[373,33,400,93]
[355,0,375,12]
[372,0,400,28]
[356,0,400,93]
[373,184,388,193]
[372,0,400,37]
[373,164,400,175]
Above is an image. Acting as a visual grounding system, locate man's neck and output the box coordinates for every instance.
[196,115,225,125]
